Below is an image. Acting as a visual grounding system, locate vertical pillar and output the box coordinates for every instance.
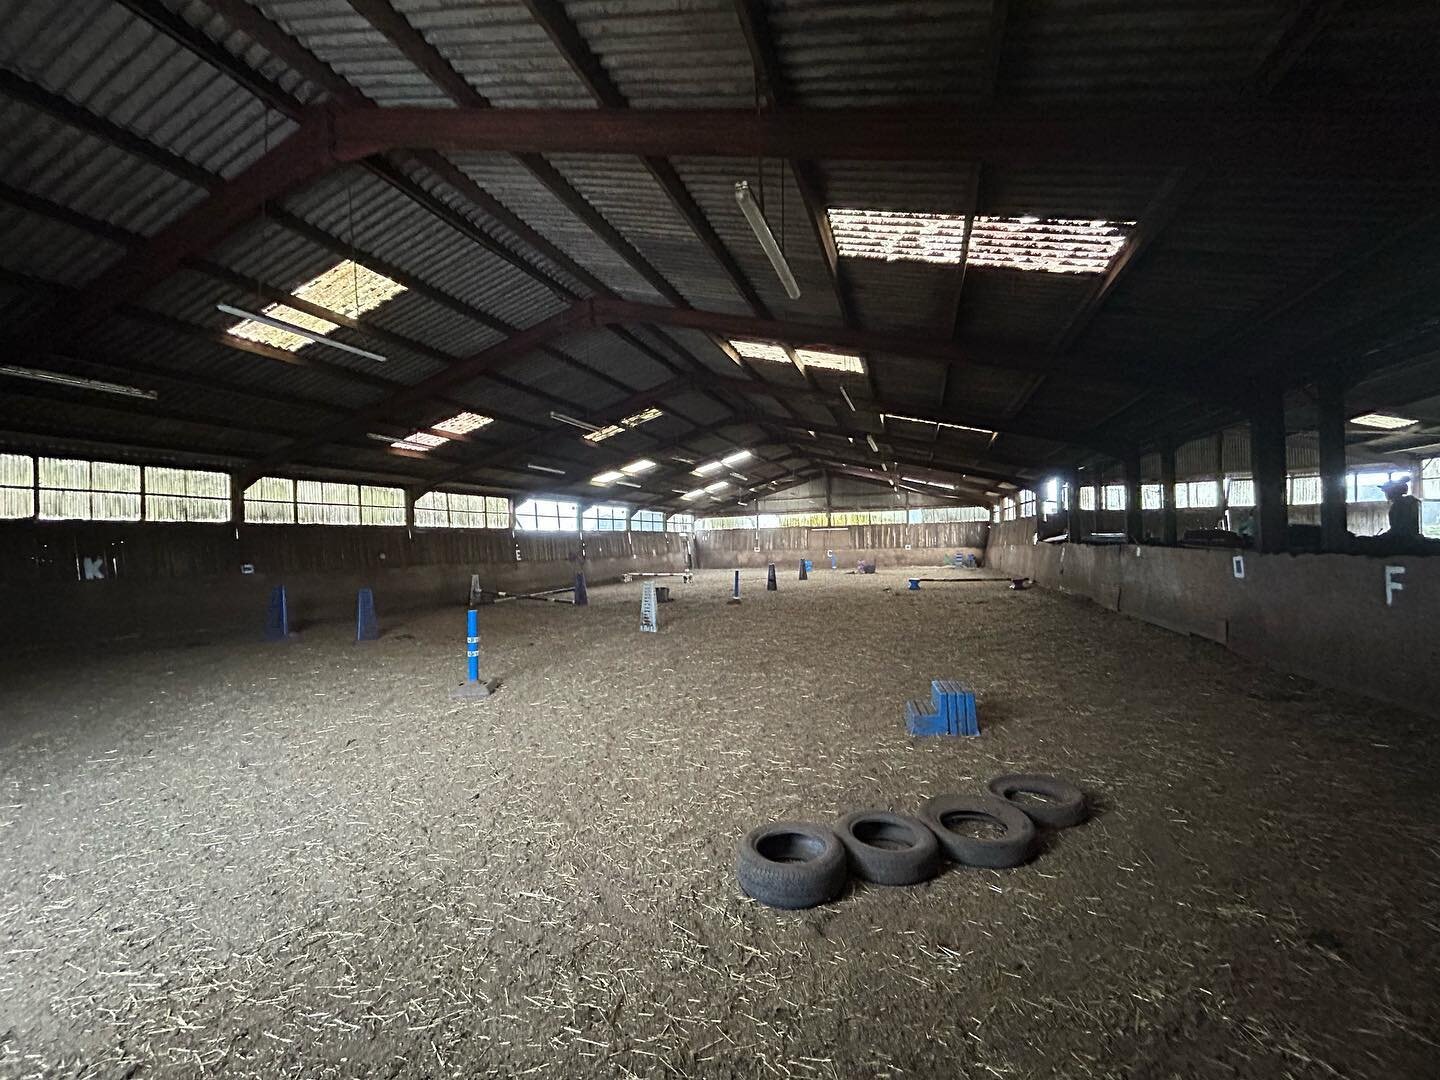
[1317,376,1348,552]
[229,472,245,525]
[1250,388,1289,554]
[1123,455,1143,543]
[1159,444,1178,546]
[404,487,417,530]
[1062,467,1083,543]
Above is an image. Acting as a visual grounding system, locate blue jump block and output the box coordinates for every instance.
[905,699,948,736]
[264,585,290,641]
[356,587,379,642]
[931,678,979,736]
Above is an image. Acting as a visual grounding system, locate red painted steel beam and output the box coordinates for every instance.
[328,104,1440,171]
[29,116,336,347]
[238,305,589,485]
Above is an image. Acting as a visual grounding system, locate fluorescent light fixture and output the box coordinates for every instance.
[865,434,880,454]
[735,181,801,300]
[903,475,957,490]
[0,364,157,400]
[1350,412,1419,430]
[591,470,625,485]
[527,464,566,476]
[827,209,1132,274]
[704,480,731,493]
[880,412,997,436]
[720,450,752,467]
[839,385,856,412]
[729,339,864,374]
[615,479,643,489]
[672,455,696,465]
[693,460,725,476]
[551,411,602,433]
[681,487,706,500]
[622,458,657,474]
[217,303,387,363]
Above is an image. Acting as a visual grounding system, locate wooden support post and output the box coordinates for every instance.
[1250,388,1289,554]
[1063,467,1083,543]
[1317,375,1348,552]
[229,472,245,526]
[1160,444,1178,546]
[1124,454,1144,542]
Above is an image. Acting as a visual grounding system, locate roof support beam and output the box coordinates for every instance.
[20,117,333,346]
[578,297,1215,395]
[328,104,1440,173]
[238,305,588,486]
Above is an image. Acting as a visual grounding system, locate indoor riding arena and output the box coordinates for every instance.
[1,3,1438,1078]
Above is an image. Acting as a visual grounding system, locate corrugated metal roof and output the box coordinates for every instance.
[1,0,1437,500]
[545,153,750,313]
[1000,0,1293,104]
[769,0,993,106]
[0,96,206,237]
[567,0,753,108]
[0,199,128,286]
[448,151,665,302]
[391,0,596,107]
[250,0,455,105]
[1,0,305,177]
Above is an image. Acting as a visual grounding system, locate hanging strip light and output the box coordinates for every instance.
[1,363,157,400]
[216,304,387,363]
[735,181,801,300]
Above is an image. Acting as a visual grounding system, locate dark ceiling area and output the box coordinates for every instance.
[3,0,1439,512]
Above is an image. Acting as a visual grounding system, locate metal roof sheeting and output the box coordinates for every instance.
[1000,1,1293,104]
[0,96,207,238]
[391,0,596,107]
[545,153,750,313]
[249,0,455,105]
[448,151,666,302]
[567,0,754,108]
[1,0,304,178]
[0,0,1436,503]
[769,0,994,106]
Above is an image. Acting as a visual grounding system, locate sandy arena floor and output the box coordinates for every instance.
[1,567,1437,1079]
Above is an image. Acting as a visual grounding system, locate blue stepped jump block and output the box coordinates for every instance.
[905,699,948,736]
[932,678,979,736]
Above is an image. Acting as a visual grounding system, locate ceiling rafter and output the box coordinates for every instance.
[326,104,1438,173]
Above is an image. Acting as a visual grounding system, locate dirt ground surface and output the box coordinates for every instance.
[1,568,1437,1079]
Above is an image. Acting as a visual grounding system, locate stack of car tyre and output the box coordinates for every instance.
[736,774,1087,909]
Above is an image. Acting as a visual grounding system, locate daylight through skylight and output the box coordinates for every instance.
[227,260,407,351]
[729,340,864,375]
[390,411,493,452]
[827,210,1132,274]
[1350,413,1419,430]
[583,406,665,444]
